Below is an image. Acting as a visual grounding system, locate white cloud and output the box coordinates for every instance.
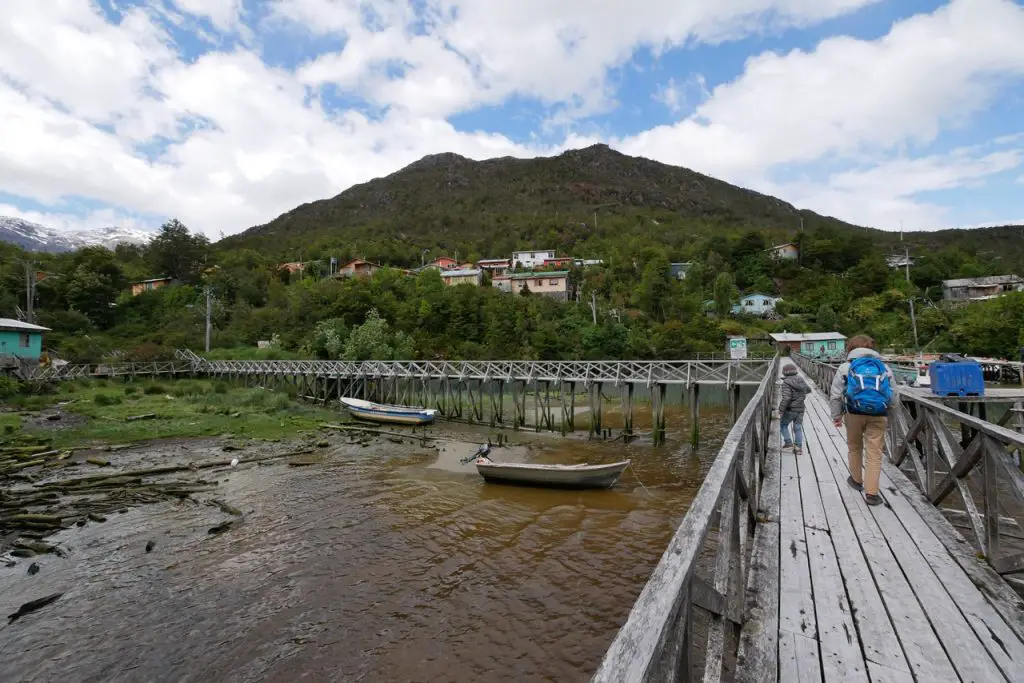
[0,0,1021,241]
[764,146,1024,231]
[170,0,244,31]
[0,203,153,236]
[290,0,881,118]
[618,0,1024,180]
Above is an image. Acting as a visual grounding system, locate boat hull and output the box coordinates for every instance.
[475,461,629,489]
[340,397,436,426]
[345,408,435,425]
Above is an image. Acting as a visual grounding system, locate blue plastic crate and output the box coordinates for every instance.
[929,361,985,397]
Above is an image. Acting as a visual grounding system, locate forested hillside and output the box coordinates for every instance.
[1,147,1023,365]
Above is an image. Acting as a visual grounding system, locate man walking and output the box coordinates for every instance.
[779,363,810,455]
[829,335,895,506]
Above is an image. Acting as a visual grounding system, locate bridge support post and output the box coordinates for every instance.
[622,383,634,437]
[652,383,667,446]
[589,382,603,438]
[729,384,741,425]
[689,383,701,448]
[568,382,576,432]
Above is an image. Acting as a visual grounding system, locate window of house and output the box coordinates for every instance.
[745,300,754,307]
[827,341,837,350]
[20,333,30,348]
[549,279,558,286]
[535,280,543,287]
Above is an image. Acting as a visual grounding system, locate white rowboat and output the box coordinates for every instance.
[474,456,629,489]
[340,397,436,425]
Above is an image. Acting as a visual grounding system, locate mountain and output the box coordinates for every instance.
[0,217,155,253]
[219,144,878,260]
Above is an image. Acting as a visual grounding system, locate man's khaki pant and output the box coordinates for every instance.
[844,413,887,495]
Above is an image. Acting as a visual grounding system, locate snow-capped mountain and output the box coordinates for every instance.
[0,216,155,252]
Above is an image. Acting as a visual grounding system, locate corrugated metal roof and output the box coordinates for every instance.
[0,318,50,332]
[942,275,1022,288]
[441,269,481,277]
[769,332,846,342]
[509,271,569,280]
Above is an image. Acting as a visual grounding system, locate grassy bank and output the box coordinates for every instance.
[3,378,343,448]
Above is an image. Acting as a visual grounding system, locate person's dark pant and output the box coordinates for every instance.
[781,411,804,448]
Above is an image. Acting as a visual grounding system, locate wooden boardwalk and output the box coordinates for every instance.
[759,366,1024,682]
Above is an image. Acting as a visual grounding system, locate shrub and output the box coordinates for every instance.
[94,394,122,407]
[0,376,23,399]
[124,385,138,395]
[213,382,229,394]
[143,383,166,395]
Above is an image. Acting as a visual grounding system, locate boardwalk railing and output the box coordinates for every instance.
[592,357,780,681]
[181,356,774,386]
[21,360,193,382]
[792,354,1024,577]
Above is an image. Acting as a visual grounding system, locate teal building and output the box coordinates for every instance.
[0,318,50,361]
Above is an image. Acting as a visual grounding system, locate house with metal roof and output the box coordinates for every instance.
[769,332,847,360]
[0,318,50,361]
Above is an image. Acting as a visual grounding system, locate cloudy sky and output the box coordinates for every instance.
[1,0,1023,239]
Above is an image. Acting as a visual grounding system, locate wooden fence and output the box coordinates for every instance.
[592,357,780,681]
[792,354,1024,577]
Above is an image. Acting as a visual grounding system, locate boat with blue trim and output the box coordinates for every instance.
[340,397,436,425]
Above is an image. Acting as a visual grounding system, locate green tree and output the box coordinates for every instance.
[713,272,738,316]
[342,308,414,360]
[147,219,210,283]
[816,304,837,331]
[636,256,671,321]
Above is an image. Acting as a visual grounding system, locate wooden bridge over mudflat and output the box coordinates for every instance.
[19,351,775,445]
[595,355,1024,682]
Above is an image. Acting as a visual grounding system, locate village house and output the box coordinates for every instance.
[421,256,459,271]
[477,258,511,278]
[0,318,49,361]
[278,261,306,275]
[334,259,381,278]
[542,257,575,269]
[441,268,483,287]
[886,254,916,269]
[670,262,692,280]
[512,250,556,270]
[495,271,572,300]
[769,332,847,361]
[768,243,799,261]
[942,275,1024,302]
[130,277,174,296]
[574,258,605,268]
[732,293,781,316]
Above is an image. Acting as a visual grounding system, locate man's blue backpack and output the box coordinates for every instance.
[844,357,892,416]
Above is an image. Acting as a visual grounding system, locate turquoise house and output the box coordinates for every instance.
[0,318,50,361]
[732,293,781,316]
[770,332,847,360]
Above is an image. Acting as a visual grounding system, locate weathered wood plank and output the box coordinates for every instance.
[865,661,916,683]
[778,629,822,683]
[802,396,954,682]
[735,516,781,683]
[779,453,819,642]
[594,358,779,682]
[804,525,868,682]
[865,485,1010,681]
[734,414,783,683]
[878,465,1024,680]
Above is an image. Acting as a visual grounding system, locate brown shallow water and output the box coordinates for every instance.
[0,410,734,683]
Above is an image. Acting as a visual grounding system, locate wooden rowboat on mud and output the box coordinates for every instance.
[340,397,436,426]
[474,455,629,489]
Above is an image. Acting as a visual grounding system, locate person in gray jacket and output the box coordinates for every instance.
[779,364,811,454]
[829,335,895,506]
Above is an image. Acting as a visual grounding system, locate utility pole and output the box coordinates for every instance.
[590,291,597,325]
[205,287,212,353]
[904,243,920,354]
[22,261,35,323]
